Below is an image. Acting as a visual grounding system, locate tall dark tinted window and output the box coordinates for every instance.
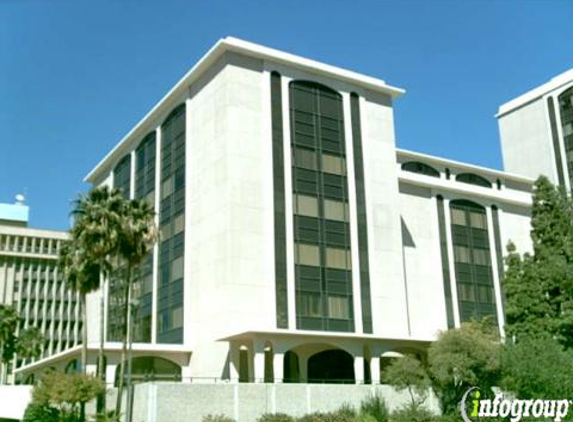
[491,205,505,315]
[437,196,455,328]
[271,72,289,328]
[133,131,156,343]
[290,81,354,332]
[456,173,491,188]
[135,131,157,206]
[158,103,185,344]
[559,88,573,189]
[450,200,497,323]
[114,154,132,199]
[548,97,566,187]
[402,162,440,178]
[108,153,132,341]
[350,93,372,333]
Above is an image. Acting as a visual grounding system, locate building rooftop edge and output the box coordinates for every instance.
[496,68,573,118]
[84,36,405,184]
[0,224,69,238]
[396,148,535,183]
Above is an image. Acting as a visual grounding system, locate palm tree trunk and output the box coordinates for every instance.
[96,268,106,414]
[115,263,132,414]
[81,294,88,373]
[125,273,136,422]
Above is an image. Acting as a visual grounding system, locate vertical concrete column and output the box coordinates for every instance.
[229,343,240,383]
[299,354,308,383]
[86,363,98,378]
[273,352,284,383]
[370,356,381,384]
[105,363,117,386]
[253,340,265,383]
[354,356,365,384]
[181,365,192,384]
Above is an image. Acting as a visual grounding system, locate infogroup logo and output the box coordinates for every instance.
[460,387,571,422]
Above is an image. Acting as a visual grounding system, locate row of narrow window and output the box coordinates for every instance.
[0,234,62,255]
[401,161,498,189]
[111,103,186,345]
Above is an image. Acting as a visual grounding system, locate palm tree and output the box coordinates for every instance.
[58,242,100,373]
[16,326,45,362]
[115,199,157,417]
[70,186,125,383]
[0,305,19,384]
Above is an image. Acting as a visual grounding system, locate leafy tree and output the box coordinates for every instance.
[501,337,573,400]
[382,355,430,407]
[427,322,501,415]
[17,326,45,361]
[503,176,573,347]
[0,304,19,384]
[0,305,45,384]
[31,370,105,421]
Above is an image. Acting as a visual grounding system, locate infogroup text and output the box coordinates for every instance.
[461,388,571,422]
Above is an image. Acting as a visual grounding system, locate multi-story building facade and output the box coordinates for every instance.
[498,68,573,189]
[15,38,533,385]
[0,199,79,384]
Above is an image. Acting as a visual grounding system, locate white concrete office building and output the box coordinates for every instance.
[16,38,534,386]
[498,69,573,189]
[0,200,79,384]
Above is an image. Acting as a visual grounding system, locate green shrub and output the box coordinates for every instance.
[334,403,356,421]
[297,413,326,422]
[92,410,122,422]
[356,413,377,422]
[390,403,435,422]
[257,413,295,422]
[22,403,59,422]
[203,414,236,422]
[359,394,389,422]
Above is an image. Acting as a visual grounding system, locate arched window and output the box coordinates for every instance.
[289,81,354,333]
[450,200,497,324]
[456,173,492,188]
[114,356,181,385]
[158,103,186,344]
[401,161,440,177]
[307,349,354,383]
[283,350,300,383]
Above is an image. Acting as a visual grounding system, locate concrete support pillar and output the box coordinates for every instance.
[229,344,240,383]
[181,365,192,383]
[273,352,284,383]
[299,355,308,383]
[86,363,98,378]
[254,347,265,382]
[105,364,117,386]
[354,356,365,384]
[370,356,381,384]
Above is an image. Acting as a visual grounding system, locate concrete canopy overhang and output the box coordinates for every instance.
[218,329,431,354]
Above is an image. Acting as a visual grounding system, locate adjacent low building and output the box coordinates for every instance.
[15,37,534,386]
[0,199,79,385]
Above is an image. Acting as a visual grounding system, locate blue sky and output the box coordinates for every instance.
[0,1,571,230]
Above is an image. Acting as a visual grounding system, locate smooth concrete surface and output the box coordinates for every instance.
[129,382,439,422]
[0,386,32,420]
